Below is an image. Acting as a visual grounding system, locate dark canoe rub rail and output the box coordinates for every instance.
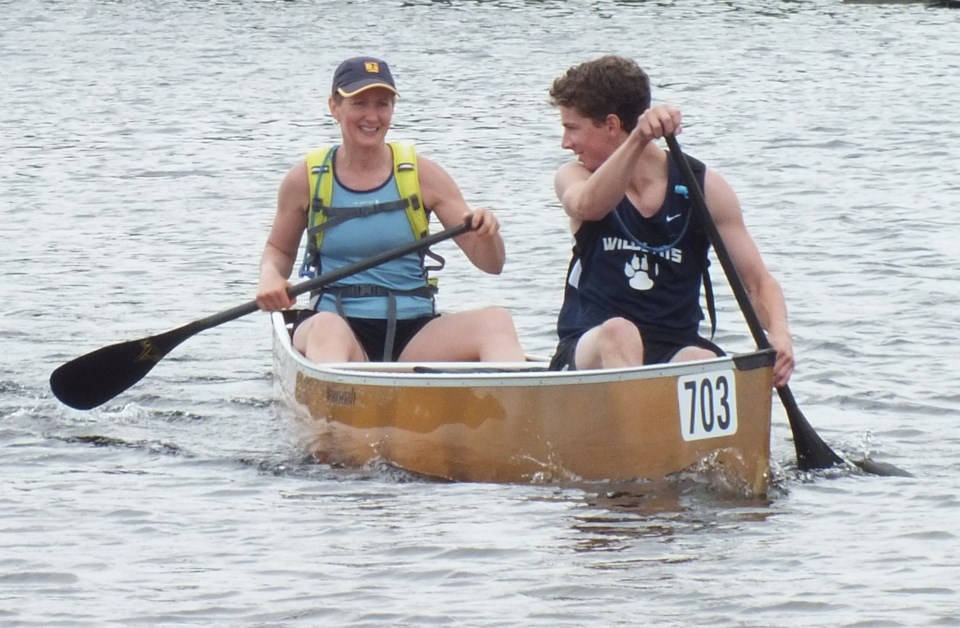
[732,349,776,371]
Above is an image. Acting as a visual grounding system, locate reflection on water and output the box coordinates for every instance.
[532,477,774,557]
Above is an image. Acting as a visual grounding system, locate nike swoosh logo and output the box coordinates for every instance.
[666,214,682,222]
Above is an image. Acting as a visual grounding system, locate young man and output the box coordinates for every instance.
[548,55,794,388]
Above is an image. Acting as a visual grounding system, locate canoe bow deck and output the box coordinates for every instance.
[272,311,775,494]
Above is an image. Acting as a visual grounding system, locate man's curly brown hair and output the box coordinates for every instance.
[549,55,651,133]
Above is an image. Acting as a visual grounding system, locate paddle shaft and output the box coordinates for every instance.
[664,138,771,351]
[50,221,471,410]
[665,135,843,470]
[180,221,472,337]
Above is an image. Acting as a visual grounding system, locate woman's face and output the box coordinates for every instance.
[330,87,396,147]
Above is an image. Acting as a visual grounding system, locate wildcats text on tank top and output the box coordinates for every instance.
[556,154,709,341]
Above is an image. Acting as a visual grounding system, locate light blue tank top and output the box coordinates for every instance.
[313,166,434,319]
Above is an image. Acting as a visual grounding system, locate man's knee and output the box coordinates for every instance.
[580,318,643,368]
[671,345,719,363]
[597,317,641,346]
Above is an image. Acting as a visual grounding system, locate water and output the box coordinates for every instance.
[2,0,959,625]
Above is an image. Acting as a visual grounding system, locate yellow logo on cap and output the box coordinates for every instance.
[364,61,379,73]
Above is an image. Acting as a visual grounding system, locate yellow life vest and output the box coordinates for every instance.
[299,142,431,278]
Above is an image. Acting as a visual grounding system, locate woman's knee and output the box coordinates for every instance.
[478,306,519,333]
[293,312,348,352]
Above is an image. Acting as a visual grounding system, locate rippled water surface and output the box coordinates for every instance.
[2,1,959,626]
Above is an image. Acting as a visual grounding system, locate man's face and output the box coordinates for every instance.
[558,106,615,172]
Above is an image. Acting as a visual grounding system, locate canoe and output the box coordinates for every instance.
[271,311,775,495]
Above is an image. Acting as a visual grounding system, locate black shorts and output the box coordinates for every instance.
[548,326,724,371]
[293,311,438,362]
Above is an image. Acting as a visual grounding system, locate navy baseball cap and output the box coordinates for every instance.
[331,57,399,97]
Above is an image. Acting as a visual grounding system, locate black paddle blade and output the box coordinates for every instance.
[778,387,844,470]
[783,389,914,476]
[788,412,845,471]
[50,330,182,410]
[852,458,914,477]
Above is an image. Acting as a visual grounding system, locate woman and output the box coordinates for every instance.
[256,56,525,363]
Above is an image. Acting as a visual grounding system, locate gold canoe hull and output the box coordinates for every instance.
[272,312,774,494]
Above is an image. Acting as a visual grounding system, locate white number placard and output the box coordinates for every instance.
[677,369,737,441]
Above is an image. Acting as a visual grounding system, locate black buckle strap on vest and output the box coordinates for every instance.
[325,284,436,300]
[307,199,413,239]
[323,199,410,218]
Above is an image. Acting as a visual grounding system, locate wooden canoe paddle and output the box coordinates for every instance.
[666,135,910,476]
[50,221,471,411]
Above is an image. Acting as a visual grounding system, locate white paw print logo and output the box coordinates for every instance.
[624,254,656,290]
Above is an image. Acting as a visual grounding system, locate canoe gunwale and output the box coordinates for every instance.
[270,311,775,387]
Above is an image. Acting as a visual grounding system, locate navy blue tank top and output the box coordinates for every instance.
[556,153,709,341]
